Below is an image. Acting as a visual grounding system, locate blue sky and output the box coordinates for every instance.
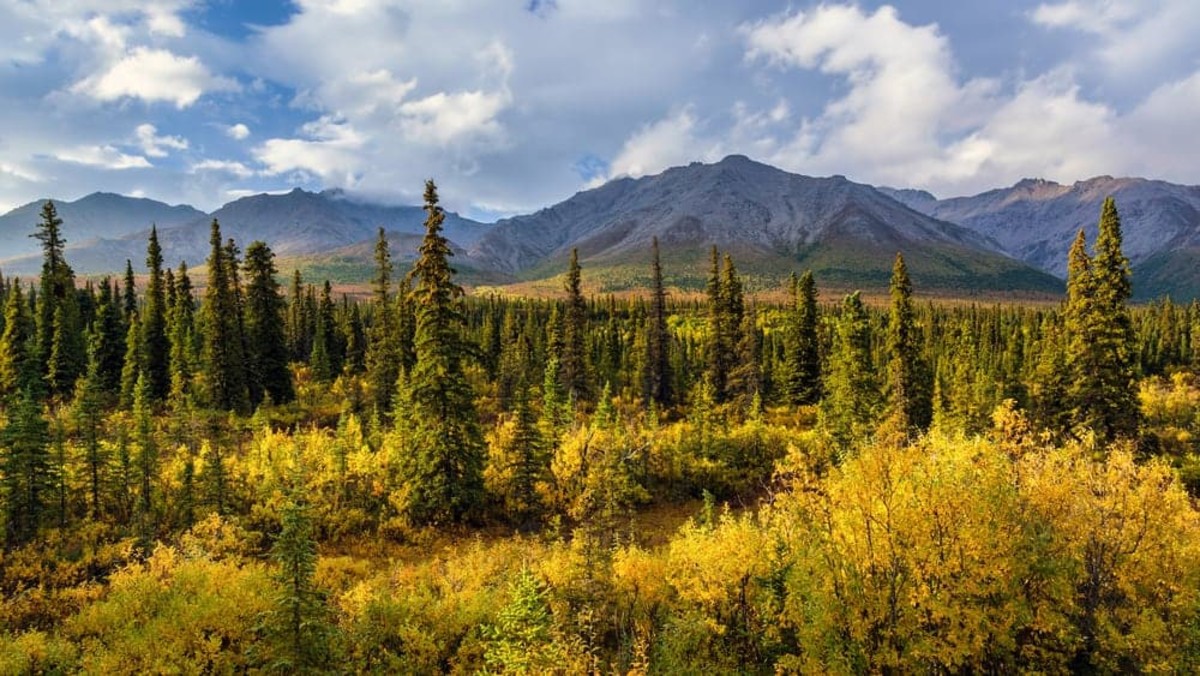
[0,0,1197,220]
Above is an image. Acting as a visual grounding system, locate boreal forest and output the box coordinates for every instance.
[3,181,1200,673]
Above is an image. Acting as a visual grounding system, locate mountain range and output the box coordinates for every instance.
[2,156,1198,298]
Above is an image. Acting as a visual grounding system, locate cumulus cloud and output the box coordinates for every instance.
[55,145,152,170]
[606,107,715,181]
[191,159,254,178]
[225,124,251,140]
[1030,0,1200,81]
[72,46,238,108]
[135,123,188,158]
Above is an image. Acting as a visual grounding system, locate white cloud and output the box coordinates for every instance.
[55,145,152,170]
[191,159,254,179]
[135,123,188,158]
[1030,0,1200,80]
[72,46,238,108]
[225,123,251,140]
[254,116,367,185]
[606,107,716,182]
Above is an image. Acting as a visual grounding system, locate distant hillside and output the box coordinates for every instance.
[469,155,1061,293]
[0,192,203,263]
[888,177,1200,297]
[0,188,490,277]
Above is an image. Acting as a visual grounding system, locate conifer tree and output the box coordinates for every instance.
[1,389,51,548]
[33,201,85,396]
[504,389,549,531]
[365,227,399,413]
[0,283,36,397]
[729,303,763,407]
[705,246,729,401]
[642,236,673,408]
[141,226,170,401]
[561,248,591,403]
[784,270,822,405]
[243,241,294,406]
[285,270,308,362]
[119,314,143,410]
[884,253,931,431]
[168,263,197,405]
[820,292,881,447]
[132,372,156,535]
[391,180,485,525]
[265,487,330,671]
[200,220,249,411]
[342,300,366,375]
[1030,318,1071,438]
[91,278,126,392]
[73,338,107,519]
[122,259,137,323]
[1064,199,1140,443]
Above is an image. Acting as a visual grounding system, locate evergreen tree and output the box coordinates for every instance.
[73,338,107,519]
[33,201,85,396]
[705,246,729,401]
[1064,200,1140,443]
[119,314,143,410]
[1030,318,1071,438]
[784,270,822,405]
[342,300,366,375]
[561,248,591,403]
[365,227,399,413]
[141,226,170,401]
[391,180,485,525]
[122,259,137,323]
[91,278,126,392]
[243,241,294,406]
[820,292,881,448]
[168,263,197,406]
[884,253,931,431]
[132,372,157,536]
[0,283,36,397]
[200,220,249,411]
[729,303,763,407]
[505,389,549,531]
[642,237,673,408]
[1,389,51,548]
[265,488,330,672]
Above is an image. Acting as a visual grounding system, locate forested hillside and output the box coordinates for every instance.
[3,186,1200,673]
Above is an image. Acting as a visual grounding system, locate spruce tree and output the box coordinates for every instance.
[73,337,107,519]
[141,226,170,401]
[561,248,590,403]
[168,263,197,406]
[365,227,399,413]
[200,220,249,411]
[119,314,143,410]
[784,270,822,405]
[265,487,330,671]
[820,292,881,448]
[704,246,729,401]
[33,201,85,396]
[91,278,127,392]
[122,259,137,323]
[391,180,485,525]
[506,389,549,531]
[243,241,294,406]
[642,237,673,408]
[0,283,36,397]
[1,389,51,548]
[1064,200,1140,443]
[884,253,931,431]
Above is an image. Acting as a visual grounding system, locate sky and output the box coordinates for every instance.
[0,0,1197,220]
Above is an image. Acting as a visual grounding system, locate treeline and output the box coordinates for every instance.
[3,189,1200,671]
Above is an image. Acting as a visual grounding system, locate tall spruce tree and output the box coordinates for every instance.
[0,284,36,398]
[884,253,931,431]
[704,247,730,401]
[91,278,126,392]
[561,248,590,403]
[1064,199,1140,443]
[642,237,673,408]
[784,270,822,405]
[243,241,294,406]
[33,201,85,396]
[365,227,399,413]
[200,220,248,411]
[168,263,197,406]
[1,389,51,548]
[141,226,170,401]
[391,180,485,525]
[820,292,881,447]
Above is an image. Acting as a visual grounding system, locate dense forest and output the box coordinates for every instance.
[2,183,1200,673]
